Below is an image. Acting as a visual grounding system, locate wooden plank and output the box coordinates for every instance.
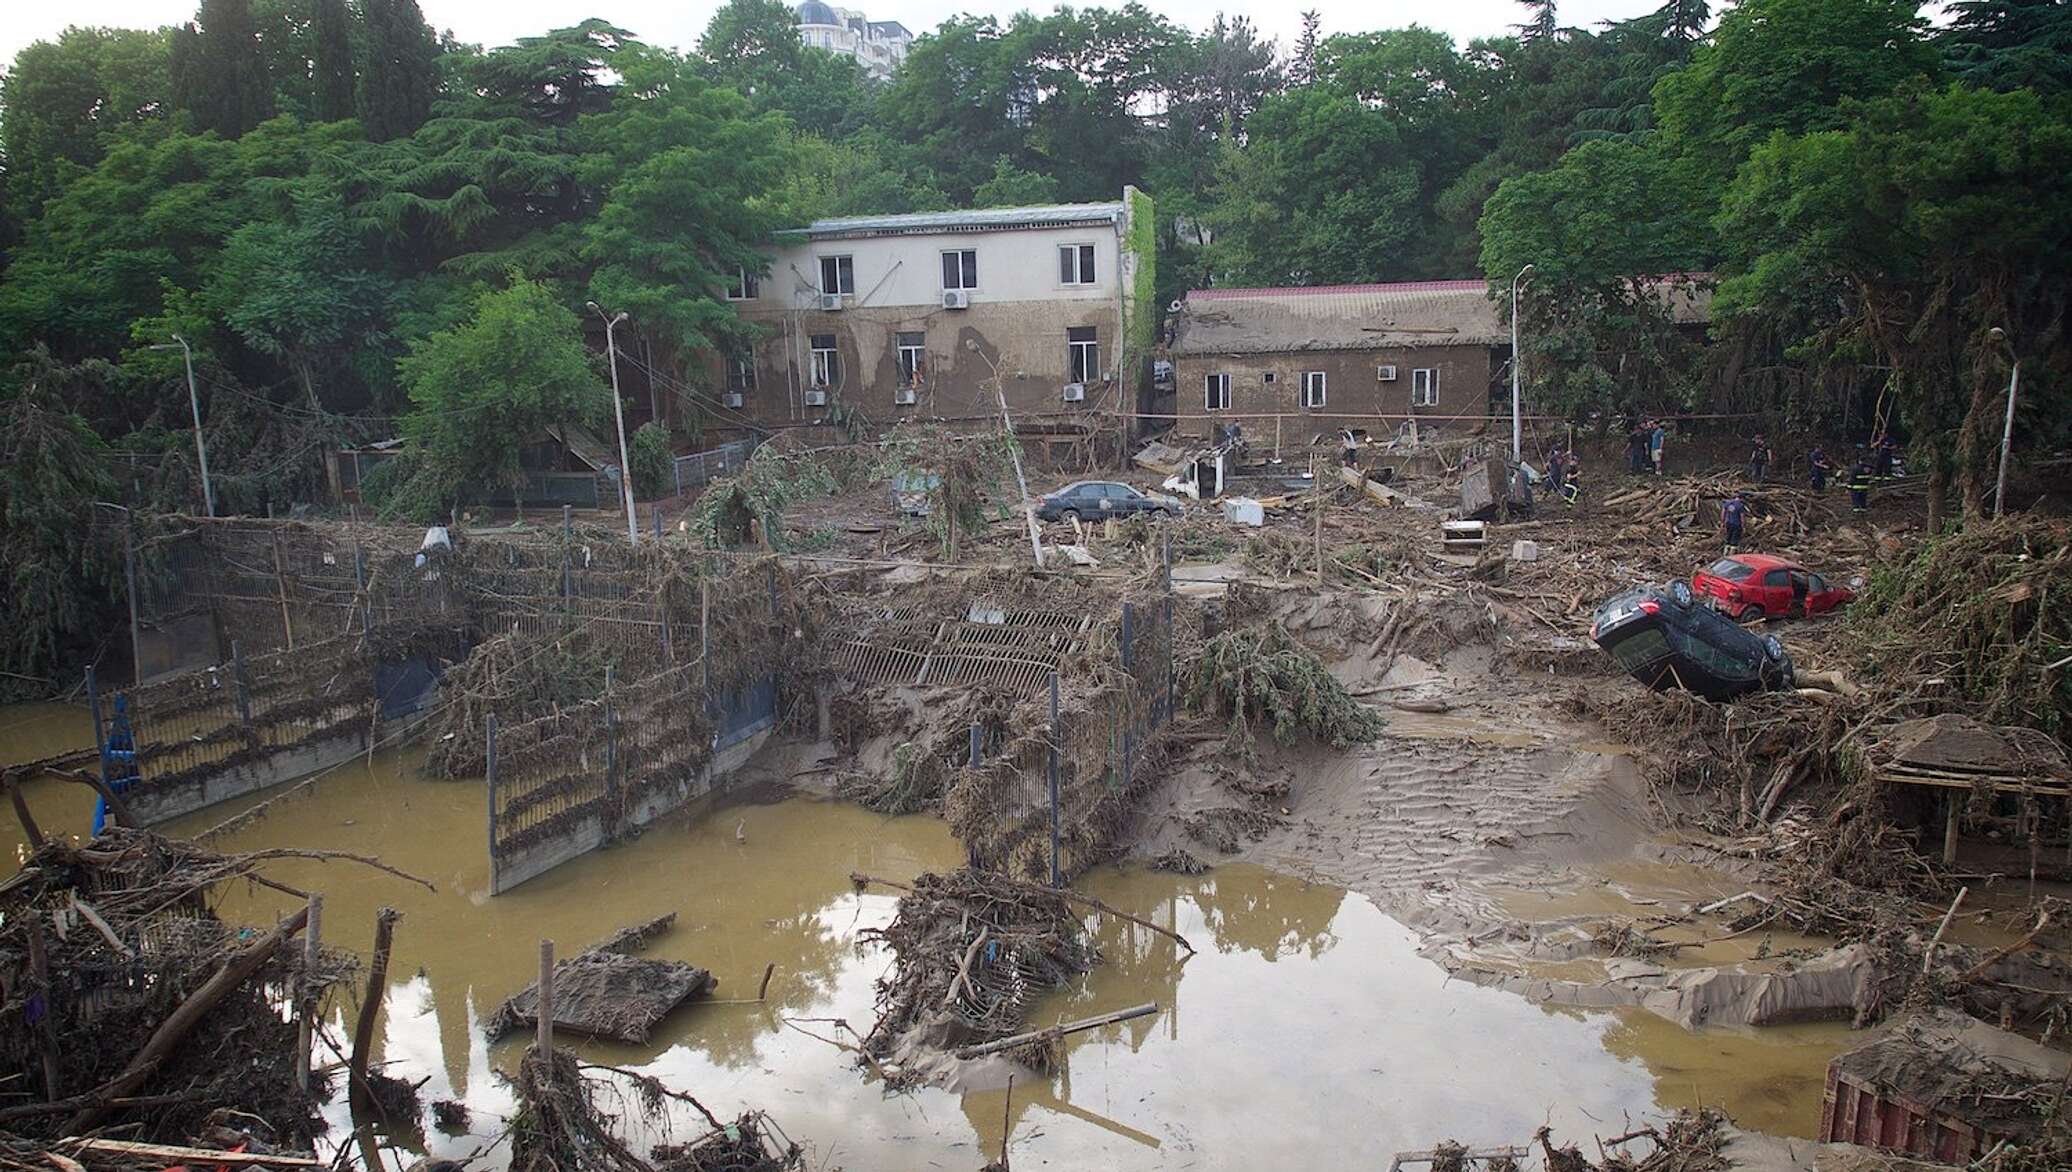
[60,1140,321,1168]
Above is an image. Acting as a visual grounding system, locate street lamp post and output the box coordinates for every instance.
[150,335,214,517]
[1510,263,1535,462]
[588,302,640,545]
[1988,327,2019,520]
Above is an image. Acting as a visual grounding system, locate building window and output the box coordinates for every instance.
[1059,243,1096,285]
[896,331,926,386]
[810,334,839,387]
[1301,370,1327,409]
[725,266,759,300]
[818,255,855,296]
[727,352,755,392]
[1412,367,1439,407]
[941,249,978,290]
[1204,372,1231,412]
[1067,326,1099,384]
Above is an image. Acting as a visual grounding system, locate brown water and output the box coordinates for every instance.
[1,710,1855,1168]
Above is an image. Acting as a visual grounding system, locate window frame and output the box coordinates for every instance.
[1066,326,1099,384]
[724,266,759,301]
[818,255,855,296]
[726,352,756,392]
[809,333,840,387]
[1301,370,1327,409]
[895,331,927,387]
[1411,367,1439,407]
[940,249,978,291]
[1204,372,1231,412]
[1058,243,1098,286]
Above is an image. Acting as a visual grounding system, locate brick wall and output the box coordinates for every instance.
[1169,344,1493,449]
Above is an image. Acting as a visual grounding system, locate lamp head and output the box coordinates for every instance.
[1988,327,2006,342]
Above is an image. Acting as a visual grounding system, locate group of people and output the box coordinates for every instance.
[1625,419,1669,475]
[1719,429,1902,549]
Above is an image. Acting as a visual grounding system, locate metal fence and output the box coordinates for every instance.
[670,438,760,497]
[90,636,376,826]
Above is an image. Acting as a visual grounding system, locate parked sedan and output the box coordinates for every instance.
[1034,480,1180,523]
[1693,553,1855,622]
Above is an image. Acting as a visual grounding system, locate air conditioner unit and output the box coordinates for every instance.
[1377,365,1399,382]
[1061,383,1086,402]
[941,290,971,310]
[818,293,845,311]
[723,392,744,409]
[894,387,917,405]
[804,389,829,407]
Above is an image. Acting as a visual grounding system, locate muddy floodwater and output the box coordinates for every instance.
[1,706,1852,1167]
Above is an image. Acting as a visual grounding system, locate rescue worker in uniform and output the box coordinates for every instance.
[1848,450,1874,514]
[1561,452,1582,507]
[1721,489,1747,549]
[1808,445,1833,491]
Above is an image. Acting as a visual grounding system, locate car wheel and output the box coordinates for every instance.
[1737,604,1763,623]
[1061,508,1081,525]
[1670,580,1695,608]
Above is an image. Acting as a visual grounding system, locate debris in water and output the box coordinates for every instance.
[488,914,716,1044]
[429,1098,471,1133]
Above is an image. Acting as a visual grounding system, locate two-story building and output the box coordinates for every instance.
[717,191,1156,444]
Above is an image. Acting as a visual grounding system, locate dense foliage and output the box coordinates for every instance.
[0,0,2067,686]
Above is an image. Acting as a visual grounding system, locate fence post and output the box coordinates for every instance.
[653,503,663,542]
[270,528,297,651]
[294,894,323,1092]
[699,574,711,694]
[88,667,110,787]
[230,640,253,728]
[351,530,369,635]
[485,714,500,894]
[1048,671,1061,888]
[560,505,573,603]
[537,939,556,1058]
[1120,602,1135,789]
[604,665,619,824]
[1162,527,1172,594]
[1164,595,1175,724]
[123,514,143,685]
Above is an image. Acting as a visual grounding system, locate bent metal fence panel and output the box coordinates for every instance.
[96,636,375,826]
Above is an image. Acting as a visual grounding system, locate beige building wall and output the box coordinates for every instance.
[1169,344,1494,449]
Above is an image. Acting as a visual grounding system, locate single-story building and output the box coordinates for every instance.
[1164,277,1710,454]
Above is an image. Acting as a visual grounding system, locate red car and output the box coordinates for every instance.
[1692,553,1854,621]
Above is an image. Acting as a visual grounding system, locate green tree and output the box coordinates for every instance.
[169,0,276,138]
[1480,137,1711,418]
[972,156,1061,206]
[697,0,803,98]
[1713,84,2072,526]
[358,0,439,141]
[1,27,172,218]
[1941,0,2072,95]
[392,279,607,513]
[629,421,672,498]
[1,353,121,688]
[1654,0,1937,189]
[312,0,357,121]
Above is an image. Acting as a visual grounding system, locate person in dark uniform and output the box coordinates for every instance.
[1747,434,1771,482]
[1547,444,1567,494]
[1848,451,1874,514]
[1721,489,1748,549]
[1873,430,1897,480]
[1808,444,1833,491]
[1561,454,1582,507]
[1627,420,1649,473]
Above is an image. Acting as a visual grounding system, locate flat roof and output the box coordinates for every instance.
[779,201,1125,241]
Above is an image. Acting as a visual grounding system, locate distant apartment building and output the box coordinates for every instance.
[795,1,913,80]
[716,191,1156,445]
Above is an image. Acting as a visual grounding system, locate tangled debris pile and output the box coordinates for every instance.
[508,1047,803,1172]
[854,870,1098,1086]
[424,630,610,778]
[0,829,398,1145]
[1185,623,1387,754]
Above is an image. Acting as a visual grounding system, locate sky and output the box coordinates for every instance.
[1,0,1673,73]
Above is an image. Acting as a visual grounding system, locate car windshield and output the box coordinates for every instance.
[1706,558,1756,582]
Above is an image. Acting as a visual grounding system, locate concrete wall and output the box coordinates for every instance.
[1169,343,1495,450]
[127,728,369,826]
[488,725,773,895]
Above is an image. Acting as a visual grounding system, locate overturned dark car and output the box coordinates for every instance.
[1590,580,1795,700]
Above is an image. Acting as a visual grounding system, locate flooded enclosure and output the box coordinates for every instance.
[1,701,1856,1170]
